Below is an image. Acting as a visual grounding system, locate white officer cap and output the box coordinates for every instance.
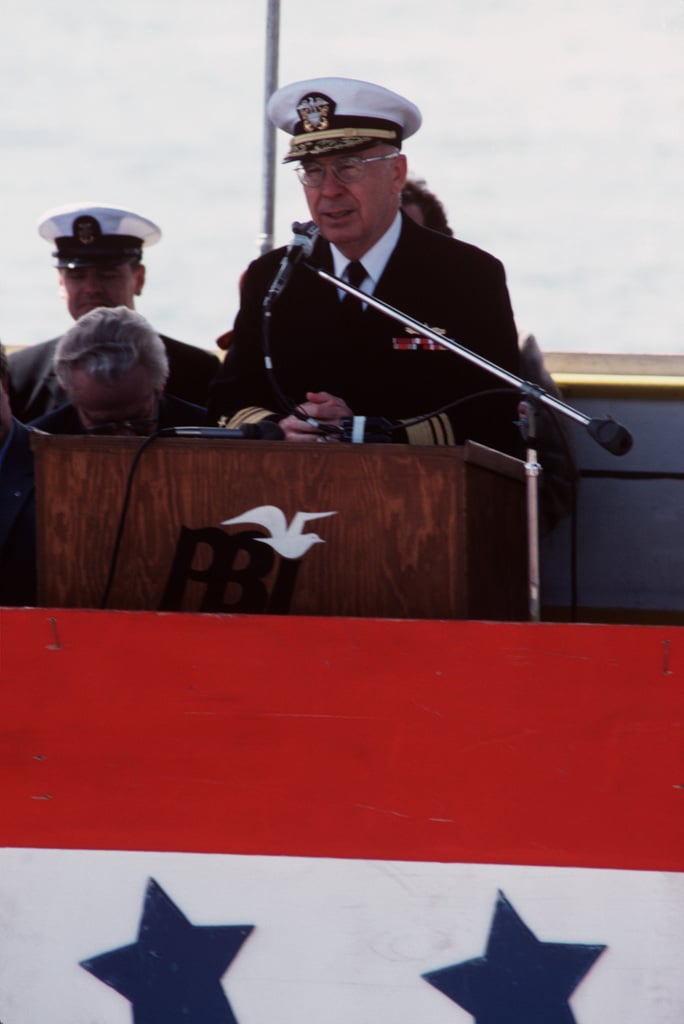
[268,77,422,163]
[37,202,162,268]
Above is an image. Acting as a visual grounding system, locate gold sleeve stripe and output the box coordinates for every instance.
[404,414,456,446]
[224,406,275,429]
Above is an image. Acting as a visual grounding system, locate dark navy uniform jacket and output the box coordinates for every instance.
[0,420,36,606]
[209,213,522,455]
[29,393,207,435]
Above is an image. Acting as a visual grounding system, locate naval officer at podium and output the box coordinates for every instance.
[209,76,522,455]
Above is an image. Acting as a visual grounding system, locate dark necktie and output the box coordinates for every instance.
[343,260,367,299]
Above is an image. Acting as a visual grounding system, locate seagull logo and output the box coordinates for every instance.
[221,505,337,559]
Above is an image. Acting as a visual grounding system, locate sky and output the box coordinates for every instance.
[1,0,682,354]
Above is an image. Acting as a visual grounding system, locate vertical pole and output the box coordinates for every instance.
[519,400,542,623]
[258,0,280,256]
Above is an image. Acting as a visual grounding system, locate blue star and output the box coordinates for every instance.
[422,890,606,1023]
[80,877,254,1024]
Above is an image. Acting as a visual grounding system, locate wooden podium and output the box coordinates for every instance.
[32,434,528,620]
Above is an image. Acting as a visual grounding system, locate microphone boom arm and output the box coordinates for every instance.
[304,262,633,456]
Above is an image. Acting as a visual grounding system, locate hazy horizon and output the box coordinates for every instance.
[2,0,682,355]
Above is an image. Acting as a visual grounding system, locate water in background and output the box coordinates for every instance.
[1,0,682,355]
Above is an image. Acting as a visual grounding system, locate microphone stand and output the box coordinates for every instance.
[304,262,633,624]
[517,399,542,623]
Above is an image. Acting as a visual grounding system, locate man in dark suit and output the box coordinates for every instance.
[29,306,207,436]
[209,77,521,455]
[9,202,219,421]
[0,342,36,606]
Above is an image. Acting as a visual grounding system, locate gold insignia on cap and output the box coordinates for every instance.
[297,94,331,134]
[74,216,98,245]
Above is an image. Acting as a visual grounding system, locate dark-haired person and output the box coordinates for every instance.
[401,176,453,236]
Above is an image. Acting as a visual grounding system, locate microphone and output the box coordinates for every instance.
[159,422,285,440]
[263,220,319,309]
[586,415,633,455]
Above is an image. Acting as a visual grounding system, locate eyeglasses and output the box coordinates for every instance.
[295,152,399,188]
[83,415,159,436]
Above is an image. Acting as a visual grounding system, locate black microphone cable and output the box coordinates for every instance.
[260,221,325,425]
[258,221,348,437]
[337,386,521,442]
[98,417,291,608]
[99,433,160,609]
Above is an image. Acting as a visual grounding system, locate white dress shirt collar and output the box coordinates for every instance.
[330,211,403,295]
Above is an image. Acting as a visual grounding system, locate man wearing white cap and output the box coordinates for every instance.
[8,203,219,421]
[209,77,521,453]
